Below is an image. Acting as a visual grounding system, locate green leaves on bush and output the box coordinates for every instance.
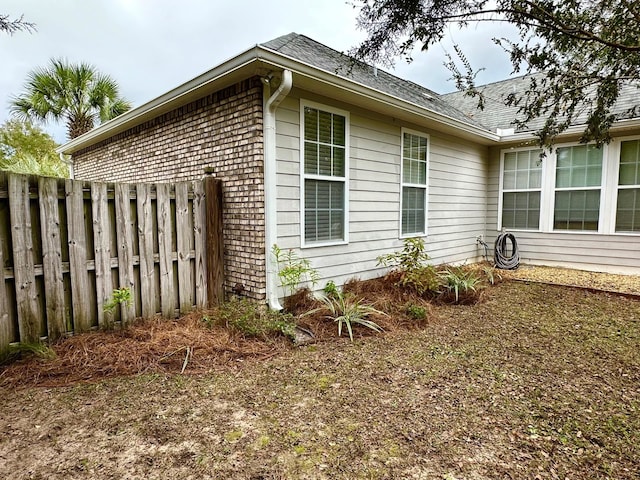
[377,238,494,303]
[272,245,319,298]
[405,303,427,320]
[210,298,296,340]
[377,237,430,273]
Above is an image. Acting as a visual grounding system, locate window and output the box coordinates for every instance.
[616,139,640,232]
[301,103,348,245]
[401,130,429,236]
[501,149,542,230]
[553,145,602,231]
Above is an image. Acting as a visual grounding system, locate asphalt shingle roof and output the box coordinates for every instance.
[260,33,487,130]
[443,73,640,133]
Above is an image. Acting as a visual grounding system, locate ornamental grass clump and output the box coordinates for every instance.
[438,266,481,304]
[305,289,385,342]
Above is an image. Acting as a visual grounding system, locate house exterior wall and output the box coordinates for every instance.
[72,77,267,299]
[485,141,640,274]
[274,90,488,289]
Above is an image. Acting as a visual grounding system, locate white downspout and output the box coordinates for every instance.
[263,69,292,310]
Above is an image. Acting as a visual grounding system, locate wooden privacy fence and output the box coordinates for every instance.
[0,172,224,355]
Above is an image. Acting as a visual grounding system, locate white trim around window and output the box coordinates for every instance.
[498,139,640,235]
[299,100,350,248]
[399,128,430,238]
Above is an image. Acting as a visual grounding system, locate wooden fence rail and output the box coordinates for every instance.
[0,172,223,355]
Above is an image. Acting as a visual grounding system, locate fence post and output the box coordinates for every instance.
[204,169,224,306]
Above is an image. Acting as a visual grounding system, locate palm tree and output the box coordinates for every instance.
[10,58,131,139]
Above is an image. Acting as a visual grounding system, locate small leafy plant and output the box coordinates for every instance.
[323,280,340,299]
[272,244,319,298]
[211,297,296,340]
[405,303,427,320]
[7,341,56,361]
[103,287,132,314]
[377,238,439,295]
[306,290,385,342]
[377,237,430,273]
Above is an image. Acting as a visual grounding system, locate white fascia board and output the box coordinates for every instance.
[256,48,500,143]
[58,46,266,154]
[498,118,640,144]
[60,45,500,154]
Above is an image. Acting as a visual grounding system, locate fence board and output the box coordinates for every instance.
[136,183,155,318]
[175,182,193,312]
[0,236,10,356]
[193,180,207,308]
[205,176,224,306]
[8,175,40,343]
[39,177,66,340]
[0,173,219,353]
[66,179,92,332]
[91,182,113,328]
[115,183,136,323]
[157,183,175,317]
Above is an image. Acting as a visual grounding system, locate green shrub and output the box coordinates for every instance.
[306,290,385,342]
[377,238,441,295]
[211,298,296,340]
[323,280,340,299]
[401,265,441,296]
[405,303,427,320]
[377,237,430,274]
[272,244,319,298]
[103,287,132,314]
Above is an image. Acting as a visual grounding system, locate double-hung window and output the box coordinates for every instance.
[401,130,429,236]
[500,149,542,230]
[553,145,602,231]
[616,139,640,232]
[301,102,348,245]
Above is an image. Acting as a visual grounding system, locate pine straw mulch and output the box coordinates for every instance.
[0,313,291,388]
[0,276,436,389]
[2,265,637,389]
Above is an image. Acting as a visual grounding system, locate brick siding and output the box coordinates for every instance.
[73,77,267,300]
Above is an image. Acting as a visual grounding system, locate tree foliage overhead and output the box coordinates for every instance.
[10,58,131,140]
[352,0,640,147]
[0,13,35,35]
[0,119,68,178]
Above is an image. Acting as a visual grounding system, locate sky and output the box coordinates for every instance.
[1,0,518,144]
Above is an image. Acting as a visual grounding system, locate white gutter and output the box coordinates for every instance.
[263,69,292,310]
[256,47,500,143]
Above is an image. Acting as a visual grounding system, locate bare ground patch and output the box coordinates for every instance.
[1,280,639,479]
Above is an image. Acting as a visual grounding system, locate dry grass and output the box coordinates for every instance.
[0,271,639,479]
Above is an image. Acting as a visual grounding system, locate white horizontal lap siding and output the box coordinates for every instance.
[486,148,640,274]
[274,97,403,287]
[275,97,301,248]
[425,136,488,265]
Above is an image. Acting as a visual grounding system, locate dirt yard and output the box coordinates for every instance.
[1,274,639,479]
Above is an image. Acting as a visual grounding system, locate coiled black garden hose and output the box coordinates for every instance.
[494,232,520,270]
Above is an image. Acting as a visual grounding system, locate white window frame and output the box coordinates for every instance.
[399,128,430,238]
[497,147,545,231]
[548,142,608,233]
[498,142,616,234]
[609,135,640,235]
[299,100,350,248]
